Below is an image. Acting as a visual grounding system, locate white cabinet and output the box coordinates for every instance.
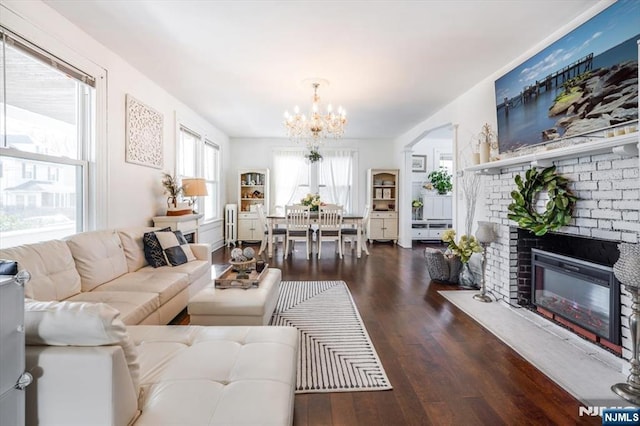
[367,169,398,243]
[422,194,452,219]
[369,211,398,242]
[412,193,452,241]
[238,212,262,243]
[238,169,269,243]
[0,271,32,426]
[411,221,452,241]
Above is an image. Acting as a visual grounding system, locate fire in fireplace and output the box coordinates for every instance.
[531,248,621,347]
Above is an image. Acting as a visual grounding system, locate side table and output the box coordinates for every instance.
[153,213,203,243]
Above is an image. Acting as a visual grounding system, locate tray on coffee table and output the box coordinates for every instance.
[214,263,269,289]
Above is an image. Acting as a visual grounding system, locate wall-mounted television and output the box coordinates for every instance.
[495,0,639,154]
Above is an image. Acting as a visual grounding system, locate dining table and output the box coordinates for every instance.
[266,213,364,258]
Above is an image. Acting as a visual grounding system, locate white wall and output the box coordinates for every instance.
[393,1,614,239]
[410,137,453,184]
[2,0,230,248]
[228,138,394,214]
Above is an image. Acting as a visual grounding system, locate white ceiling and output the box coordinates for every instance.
[44,0,598,140]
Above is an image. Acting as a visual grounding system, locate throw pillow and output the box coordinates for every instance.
[154,230,196,266]
[143,227,171,268]
[24,299,140,390]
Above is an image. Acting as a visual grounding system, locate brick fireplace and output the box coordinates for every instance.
[481,150,639,359]
[515,229,622,354]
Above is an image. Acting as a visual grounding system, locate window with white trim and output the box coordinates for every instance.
[202,139,220,221]
[176,125,220,221]
[273,149,355,213]
[0,27,95,248]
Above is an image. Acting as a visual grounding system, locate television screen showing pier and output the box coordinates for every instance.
[495,0,639,154]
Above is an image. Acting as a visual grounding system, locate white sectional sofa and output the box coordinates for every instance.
[6,229,299,425]
[23,300,298,426]
[0,227,211,325]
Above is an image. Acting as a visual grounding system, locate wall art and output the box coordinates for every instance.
[412,155,427,172]
[495,0,639,154]
[125,94,163,168]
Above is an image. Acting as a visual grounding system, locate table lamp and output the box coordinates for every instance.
[474,221,497,303]
[182,178,208,213]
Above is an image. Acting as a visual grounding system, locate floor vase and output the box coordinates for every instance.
[458,262,475,288]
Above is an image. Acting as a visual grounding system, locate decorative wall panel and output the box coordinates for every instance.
[125,94,163,168]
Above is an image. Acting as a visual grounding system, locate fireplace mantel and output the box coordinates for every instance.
[466,132,639,175]
[478,131,639,358]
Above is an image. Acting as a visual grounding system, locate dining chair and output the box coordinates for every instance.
[256,204,286,258]
[341,205,370,256]
[318,204,343,259]
[284,204,311,260]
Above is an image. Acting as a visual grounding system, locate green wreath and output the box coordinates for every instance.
[507,166,578,236]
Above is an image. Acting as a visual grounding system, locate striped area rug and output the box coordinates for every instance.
[270,280,393,394]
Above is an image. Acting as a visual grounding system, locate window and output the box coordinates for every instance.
[21,163,35,179]
[273,148,355,213]
[0,27,95,248]
[176,125,220,221]
[273,149,308,211]
[438,153,453,175]
[47,167,59,181]
[177,127,198,178]
[319,150,354,211]
[202,140,220,221]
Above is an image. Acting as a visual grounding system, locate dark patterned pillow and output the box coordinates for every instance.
[143,227,171,268]
[154,230,196,266]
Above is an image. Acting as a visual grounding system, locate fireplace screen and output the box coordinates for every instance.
[531,249,620,345]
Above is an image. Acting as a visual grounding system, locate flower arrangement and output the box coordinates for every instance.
[441,229,481,263]
[427,167,453,195]
[412,199,423,209]
[300,193,323,211]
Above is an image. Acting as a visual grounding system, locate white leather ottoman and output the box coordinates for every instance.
[188,268,281,325]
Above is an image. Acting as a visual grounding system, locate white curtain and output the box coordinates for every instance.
[273,149,307,212]
[319,149,354,212]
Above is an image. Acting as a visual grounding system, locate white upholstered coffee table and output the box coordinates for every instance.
[188,268,281,326]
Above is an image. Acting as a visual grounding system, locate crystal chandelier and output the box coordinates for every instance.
[283,79,347,146]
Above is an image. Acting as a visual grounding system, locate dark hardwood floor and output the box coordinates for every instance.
[201,240,599,425]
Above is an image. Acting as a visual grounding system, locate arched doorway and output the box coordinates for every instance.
[398,123,458,247]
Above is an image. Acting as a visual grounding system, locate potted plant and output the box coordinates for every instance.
[161,172,183,207]
[411,199,423,220]
[305,149,323,163]
[427,167,453,195]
